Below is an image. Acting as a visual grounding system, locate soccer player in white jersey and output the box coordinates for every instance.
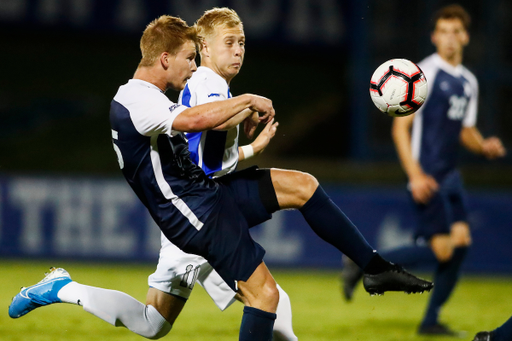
[342,5,506,336]
[9,14,433,341]
[148,8,296,341]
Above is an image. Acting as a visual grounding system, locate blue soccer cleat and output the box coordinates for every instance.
[9,267,72,319]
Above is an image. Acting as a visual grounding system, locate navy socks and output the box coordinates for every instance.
[382,245,437,268]
[299,186,378,270]
[422,246,468,327]
[239,306,276,341]
[495,315,512,341]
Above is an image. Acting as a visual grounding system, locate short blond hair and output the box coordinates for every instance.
[139,15,198,67]
[195,7,242,43]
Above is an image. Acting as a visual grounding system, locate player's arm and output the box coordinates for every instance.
[238,118,279,161]
[213,108,255,131]
[172,94,274,133]
[392,114,438,204]
[460,126,506,160]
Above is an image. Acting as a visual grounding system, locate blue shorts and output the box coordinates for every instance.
[181,166,278,291]
[411,170,468,241]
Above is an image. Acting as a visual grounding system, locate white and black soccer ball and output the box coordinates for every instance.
[369,59,428,117]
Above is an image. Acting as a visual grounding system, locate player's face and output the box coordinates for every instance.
[167,40,198,91]
[432,18,469,61]
[205,24,245,83]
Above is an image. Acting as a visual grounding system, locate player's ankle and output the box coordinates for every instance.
[363,254,394,275]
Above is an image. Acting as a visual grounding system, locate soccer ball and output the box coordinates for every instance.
[369,59,428,117]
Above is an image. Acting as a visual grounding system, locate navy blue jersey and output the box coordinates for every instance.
[412,53,478,180]
[110,79,220,246]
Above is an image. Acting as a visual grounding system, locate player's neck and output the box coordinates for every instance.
[439,52,463,67]
[201,63,233,85]
[133,67,167,92]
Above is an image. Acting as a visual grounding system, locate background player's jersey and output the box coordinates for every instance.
[110,79,219,247]
[412,53,479,180]
[178,66,238,178]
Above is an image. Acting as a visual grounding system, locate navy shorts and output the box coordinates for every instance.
[181,166,278,291]
[411,170,468,241]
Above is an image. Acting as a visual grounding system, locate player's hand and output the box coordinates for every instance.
[409,172,439,205]
[243,112,259,139]
[251,118,279,155]
[248,94,275,124]
[482,137,506,160]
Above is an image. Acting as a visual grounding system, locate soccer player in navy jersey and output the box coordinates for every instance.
[342,5,506,336]
[474,315,512,341]
[9,15,432,341]
[149,8,296,340]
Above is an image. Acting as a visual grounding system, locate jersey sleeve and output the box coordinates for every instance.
[462,71,479,127]
[194,79,229,106]
[131,94,188,137]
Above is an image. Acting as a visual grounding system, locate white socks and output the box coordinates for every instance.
[274,284,298,341]
[58,282,171,339]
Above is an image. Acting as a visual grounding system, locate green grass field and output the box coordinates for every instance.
[2,260,511,341]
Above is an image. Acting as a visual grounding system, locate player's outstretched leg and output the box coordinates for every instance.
[297,183,433,296]
[9,267,72,318]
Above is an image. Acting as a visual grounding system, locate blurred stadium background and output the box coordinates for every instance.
[1,0,511,339]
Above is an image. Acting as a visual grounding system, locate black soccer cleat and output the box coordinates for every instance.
[473,331,494,341]
[362,263,433,296]
[418,322,465,337]
[341,256,363,302]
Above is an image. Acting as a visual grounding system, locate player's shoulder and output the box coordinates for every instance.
[417,53,441,79]
[188,66,228,94]
[460,64,478,87]
[115,79,172,107]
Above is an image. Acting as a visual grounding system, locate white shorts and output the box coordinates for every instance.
[148,233,237,311]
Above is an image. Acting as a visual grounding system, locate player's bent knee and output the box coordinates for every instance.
[148,322,172,340]
[451,222,472,247]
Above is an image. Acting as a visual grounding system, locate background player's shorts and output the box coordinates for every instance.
[180,166,277,292]
[148,233,236,310]
[411,169,468,240]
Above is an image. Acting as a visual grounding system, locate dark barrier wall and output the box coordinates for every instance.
[1,0,511,176]
[1,176,510,273]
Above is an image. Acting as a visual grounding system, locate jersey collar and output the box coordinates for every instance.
[433,53,464,77]
[128,79,164,93]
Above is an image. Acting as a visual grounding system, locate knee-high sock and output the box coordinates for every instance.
[421,247,468,327]
[57,282,171,339]
[273,284,298,341]
[299,186,378,270]
[239,306,276,341]
[495,315,512,341]
[381,245,437,268]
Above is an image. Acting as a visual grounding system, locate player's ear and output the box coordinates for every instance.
[202,40,210,58]
[160,52,170,70]
[462,31,470,46]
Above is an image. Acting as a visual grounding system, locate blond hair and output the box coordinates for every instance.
[139,15,198,67]
[195,7,242,44]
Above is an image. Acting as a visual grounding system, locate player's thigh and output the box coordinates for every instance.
[450,221,471,247]
[237,261,279,313]
[146,287,186,324]
[270,168,318,209]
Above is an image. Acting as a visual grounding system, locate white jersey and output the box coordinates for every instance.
[179,66,239,178]
[149,68,239,311]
